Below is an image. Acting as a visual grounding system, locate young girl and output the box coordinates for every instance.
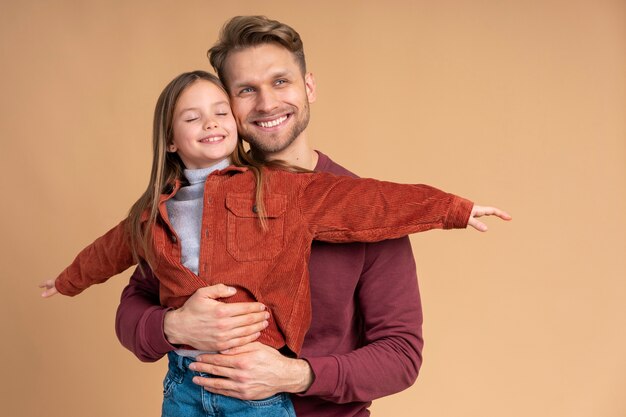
[40,70,510,417]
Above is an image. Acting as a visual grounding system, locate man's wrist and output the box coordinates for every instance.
[285,358,314,393]
[163,309,184,346]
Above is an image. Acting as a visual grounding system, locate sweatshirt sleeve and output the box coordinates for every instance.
[115,262,176,362]
[300,236,423,403]
[55,219,136,296]
[298,173,473,242]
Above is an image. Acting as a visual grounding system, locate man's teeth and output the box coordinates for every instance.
[257,115,288,128]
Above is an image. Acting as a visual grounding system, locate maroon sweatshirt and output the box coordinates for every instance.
[115,151,426,417]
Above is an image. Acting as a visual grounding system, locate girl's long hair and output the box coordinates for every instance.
[126,70,294,269]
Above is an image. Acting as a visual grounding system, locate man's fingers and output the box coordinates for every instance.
[195,353,238,368]
[216,331,263,352]
[206,315,267,350]
[190,361,238,378]
[193,374,239,391]
[196,379,265,401]
[223,311,269,331]
[219,341,264,355]
[210,302,267,320]
[195,284,237,300]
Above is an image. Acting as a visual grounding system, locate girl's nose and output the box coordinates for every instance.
[205,119,218,130]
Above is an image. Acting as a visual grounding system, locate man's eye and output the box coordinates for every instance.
[275,79,286,85]
[240,87,254,94]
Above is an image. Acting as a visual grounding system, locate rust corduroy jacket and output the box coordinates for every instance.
[56,166,473,355]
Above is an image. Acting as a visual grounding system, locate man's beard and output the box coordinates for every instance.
[241,101,310,155]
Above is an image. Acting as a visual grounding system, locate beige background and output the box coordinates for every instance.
[1,0,625,416]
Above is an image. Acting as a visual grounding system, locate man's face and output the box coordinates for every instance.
[222,43,316,156]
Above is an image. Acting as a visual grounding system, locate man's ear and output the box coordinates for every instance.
[304,72,317,104]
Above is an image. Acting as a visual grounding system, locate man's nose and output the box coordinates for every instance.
[255,88,279,113]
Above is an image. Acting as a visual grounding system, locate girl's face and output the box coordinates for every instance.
[169,79,238,169]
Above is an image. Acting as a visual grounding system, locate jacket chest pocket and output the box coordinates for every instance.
[226,193,287,262]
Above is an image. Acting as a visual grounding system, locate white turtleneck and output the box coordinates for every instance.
[165,159,231,275]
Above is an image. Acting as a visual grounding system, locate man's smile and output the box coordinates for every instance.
[254,114,290,129]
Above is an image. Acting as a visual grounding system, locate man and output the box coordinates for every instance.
[117,16,424,417]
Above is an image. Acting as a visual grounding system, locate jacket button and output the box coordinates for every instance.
[252,204,258,213]
[171,235,177,243]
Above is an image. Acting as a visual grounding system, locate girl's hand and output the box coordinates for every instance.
[468,205,512,232]
[39,279,59,297]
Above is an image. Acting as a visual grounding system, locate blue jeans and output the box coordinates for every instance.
[162,352,296,417]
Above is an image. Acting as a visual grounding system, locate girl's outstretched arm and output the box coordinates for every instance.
[39,279,59,298]
[467,205,512,232]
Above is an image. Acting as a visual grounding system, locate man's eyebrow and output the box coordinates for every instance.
[230,70,294,90]
[271,70,292,79]
[229,79,253,90]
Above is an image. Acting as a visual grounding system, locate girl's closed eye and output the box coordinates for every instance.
[215,105,230,116]
[182,112,200,122]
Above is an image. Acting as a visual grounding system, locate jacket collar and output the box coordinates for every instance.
[162,164,248,200]
[139,165,250,222]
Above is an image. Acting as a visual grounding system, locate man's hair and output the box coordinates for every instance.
[208,16,307,85]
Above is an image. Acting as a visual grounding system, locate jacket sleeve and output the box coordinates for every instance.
[55,220,136,296]
[299,173,473,241]
[115,262,175,362]
[299,236,423,403]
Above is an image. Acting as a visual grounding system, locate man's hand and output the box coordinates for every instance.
[468,205,512,232]
[164,284,269,352]
[189,342,313,400]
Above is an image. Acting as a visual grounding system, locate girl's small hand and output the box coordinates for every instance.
[468,205,512,232]
[39,279,59,298]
